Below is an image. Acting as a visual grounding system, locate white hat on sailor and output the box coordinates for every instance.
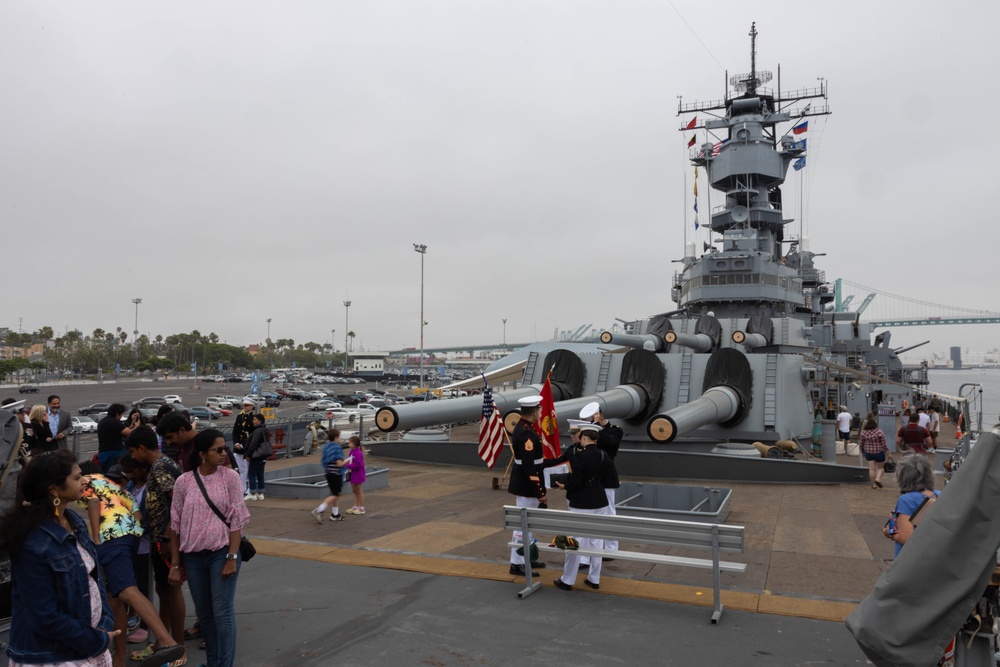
[517,395,543,408]
[567,419,589,432]
[579,402,601,420]
[578,422,602,434]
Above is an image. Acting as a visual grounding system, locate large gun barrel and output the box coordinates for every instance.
[553,385,647,424]
[664,330,714,353]
[599,331,667,352]
[732,331,769,350]
[646,347,752,443]
[646,386,742,443]
[375,387,546,432]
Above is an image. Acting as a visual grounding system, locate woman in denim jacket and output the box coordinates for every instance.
[0,450,118,666]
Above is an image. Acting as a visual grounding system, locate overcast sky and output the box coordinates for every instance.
[2,1,998,360]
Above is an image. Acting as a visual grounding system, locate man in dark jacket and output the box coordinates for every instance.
[552,422,610,591]
[232,399,256,494]
[580,401,623,553]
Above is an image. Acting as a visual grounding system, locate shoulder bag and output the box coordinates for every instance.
[192,468,256,561]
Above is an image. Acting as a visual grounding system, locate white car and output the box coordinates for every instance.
[71,416,99,433]
[307,399,343,411]
[163,395,183,404]
[353,403,378,416]
[207,397,234,410]
[307,390,328,399]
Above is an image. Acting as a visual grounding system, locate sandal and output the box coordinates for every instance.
[130,643,155,662]
[184,624,202,640]
[138,645,186,667]
[199,639,206,650]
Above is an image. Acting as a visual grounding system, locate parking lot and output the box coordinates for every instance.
[1,377,411,458]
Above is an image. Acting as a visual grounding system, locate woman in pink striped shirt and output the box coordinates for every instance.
[168,429,249,667]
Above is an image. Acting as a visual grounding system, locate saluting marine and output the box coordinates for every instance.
[507,395,548,577]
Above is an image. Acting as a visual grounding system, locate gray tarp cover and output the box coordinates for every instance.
[846,429,1000,666]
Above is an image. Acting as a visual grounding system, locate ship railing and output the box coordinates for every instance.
[681,273,803,294]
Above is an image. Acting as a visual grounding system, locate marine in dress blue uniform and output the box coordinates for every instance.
[507,395,548,577]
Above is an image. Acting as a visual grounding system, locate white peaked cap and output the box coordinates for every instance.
[518,396,543,408]
[579,402,601,419]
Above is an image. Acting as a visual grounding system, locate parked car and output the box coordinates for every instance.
[18,385,39,394]
[307,399,343,411]
[275,388,292,398]
[206,397,234,410]
[307,390,328,399]
[78,403,112,416]
[335,393,361,406]
[222,395,245,406]
[138,407,160,420]
[286,390,310,401]
[188,406,222,420]
[132,396,166,408]
[163,395,184,404]
[353,403,378,416]
[70,416,98,433]
[297,412,329,422]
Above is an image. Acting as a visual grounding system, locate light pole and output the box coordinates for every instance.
[413,244,427,389]
[266,318,272,370]
[502,318,507,347]
[132,298,142,344]
[343,301,351,373]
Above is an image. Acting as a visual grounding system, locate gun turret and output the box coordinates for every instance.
[599,330,668,353]
[645,348,753,443]
[553,385,649,424]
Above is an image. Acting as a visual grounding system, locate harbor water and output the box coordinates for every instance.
[927,368,1000,427]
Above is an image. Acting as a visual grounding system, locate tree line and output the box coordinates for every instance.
[2,327,353,380]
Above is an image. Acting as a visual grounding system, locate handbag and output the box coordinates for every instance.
[192,467,256,562]
[883,457,897,474]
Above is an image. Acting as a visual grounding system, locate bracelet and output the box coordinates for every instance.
[170,566,180,570]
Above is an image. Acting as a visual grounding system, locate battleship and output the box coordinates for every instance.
[371,24,934,484]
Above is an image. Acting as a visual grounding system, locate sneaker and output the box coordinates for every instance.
[127,615,141,633]
[346,507,359,514]
[244,493,256,501]
[256,493,265,501]
[330,514,346,521]
[310,509,323,524]
[127,628,149,644]
[355,507,365,514]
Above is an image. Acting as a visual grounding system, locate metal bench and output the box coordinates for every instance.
[503,505,746,623]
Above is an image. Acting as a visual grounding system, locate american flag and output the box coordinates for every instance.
[478,380,505,469]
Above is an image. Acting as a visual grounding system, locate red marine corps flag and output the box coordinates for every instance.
[534,370,561,458]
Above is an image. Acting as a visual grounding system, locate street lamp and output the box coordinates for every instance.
[343,301,351,373]
[413,244,427,389]
[266,318,272,370]
[502,318,507,347]
[132,298,142,344]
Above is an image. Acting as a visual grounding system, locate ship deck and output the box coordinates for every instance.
[246,427,959,623]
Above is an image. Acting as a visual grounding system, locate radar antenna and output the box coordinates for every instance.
[730,22,772,95]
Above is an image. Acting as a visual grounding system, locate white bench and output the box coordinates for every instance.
[503,505,746,623]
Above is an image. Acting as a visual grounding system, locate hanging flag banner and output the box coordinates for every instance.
[793,157,806,171]
[792,139,807,151]
[687,135,697,148]
[685,116,697,130]
[792,121,808,135]
[693,166,699,229]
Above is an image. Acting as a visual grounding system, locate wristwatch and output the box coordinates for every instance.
[225,553,238,561]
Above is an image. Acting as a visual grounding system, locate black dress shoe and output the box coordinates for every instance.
[530,561,546,569]
[509,564,539,577]
[583,579,600,590]
[553,578,573,591]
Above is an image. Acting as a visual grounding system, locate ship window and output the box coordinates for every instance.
[734,260,746,268]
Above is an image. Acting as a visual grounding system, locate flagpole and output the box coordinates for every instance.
[497,428,515,488]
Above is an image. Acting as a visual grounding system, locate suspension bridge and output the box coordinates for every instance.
[835,279,1000,328]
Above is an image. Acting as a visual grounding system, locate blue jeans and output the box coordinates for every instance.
[247,459,266,493]
[181,547,241,667]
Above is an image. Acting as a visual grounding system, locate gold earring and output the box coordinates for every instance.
[53,497,61,517]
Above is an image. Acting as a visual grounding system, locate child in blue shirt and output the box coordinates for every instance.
[310,429,347,523]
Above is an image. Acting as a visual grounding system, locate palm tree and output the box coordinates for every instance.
[347,331,355,352]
